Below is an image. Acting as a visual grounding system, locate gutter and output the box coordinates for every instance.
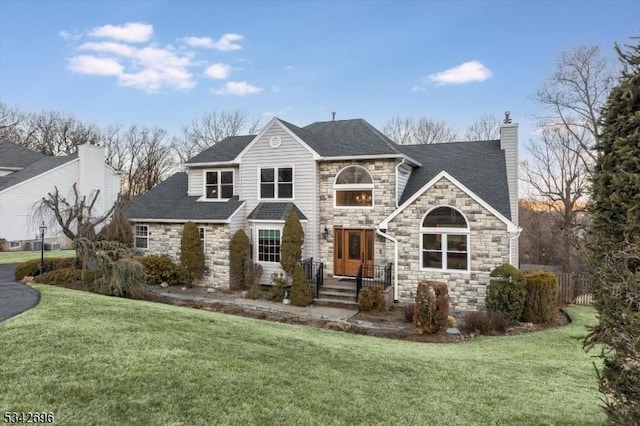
[376,227,399,303]
[508,227,523,267]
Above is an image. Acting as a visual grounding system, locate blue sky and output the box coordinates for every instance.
[0,0,638,140]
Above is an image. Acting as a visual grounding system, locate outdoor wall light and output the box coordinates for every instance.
[322,226,330,240]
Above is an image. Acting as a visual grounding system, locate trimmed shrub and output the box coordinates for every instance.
[269,272,286,302]
[413,280,450,334]
[290,263,313,306]
[33,268,100,289]
[521,270,559,323]
[486,264,526,322]
[180,221,205,284]
[14,257,75,280]
[139,255,180,285]
[280,212,304,277]
[358,286,386,312]
[229,230,250,290]
[464,310,507,335]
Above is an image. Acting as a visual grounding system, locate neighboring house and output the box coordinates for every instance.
[127,116,519,311]
[0,140,121,250]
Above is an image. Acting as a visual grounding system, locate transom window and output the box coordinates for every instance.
[334,166,374,207]
[205,170,234,199]
[420,206,469,271]
[258,229,281,262]
[260,167,293,199]
[134,225,149,249]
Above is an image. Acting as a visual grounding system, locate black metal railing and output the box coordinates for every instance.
[301,257,324,298]
[355,262,393,299]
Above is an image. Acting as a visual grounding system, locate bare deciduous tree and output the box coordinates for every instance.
[463,114,501,141]
[535,44,615,167]
[172,110,261,162]
[519,200,564,267]
[34,183,117,241]
[383,116,458,145]
[0,102,26,142]
[521,125,590,272]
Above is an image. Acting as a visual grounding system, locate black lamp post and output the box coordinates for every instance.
[39,221,47,274]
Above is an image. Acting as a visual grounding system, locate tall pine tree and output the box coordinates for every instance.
[585,39,640,424]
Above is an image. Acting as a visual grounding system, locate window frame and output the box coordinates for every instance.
[256,227,282,263]
[333,165,375,208]
[258,166,294,200]
[419,206,470,272]
[134,225,149,250]
[9,241,21,250]
[202,169,235,201]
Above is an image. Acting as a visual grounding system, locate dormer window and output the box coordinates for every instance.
[205,170,234,199]
[334,165,374,207]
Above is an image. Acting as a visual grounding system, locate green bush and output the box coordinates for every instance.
[358,286,386,312]
[139,255,180,285]
[15,257,75,280]
[33,268,100,289]
[229,230,250,290]
[290,264,313,306]
[521,270,558,324]
[280,212,304,277]
[269,272,286,302]
[180,221,205,284]
[246,283,262,300]
[486,264,526,322]
[414,280,449,334]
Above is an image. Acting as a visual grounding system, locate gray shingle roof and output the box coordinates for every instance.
[0,140,46,168]
[0,155,78,192]
[185,135,255,164]
[247,202,308,221]
[398,140,512,220]
[302,119,406,157]
[125,172,244,221]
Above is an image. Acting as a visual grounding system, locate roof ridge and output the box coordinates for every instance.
[356,118,405,155]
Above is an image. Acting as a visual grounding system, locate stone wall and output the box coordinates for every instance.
[143,222,231,289]
[318,159,399,274]
[387,177,511,312]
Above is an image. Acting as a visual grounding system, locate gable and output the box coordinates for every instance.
[236,118,320,162]
[381,171,518,233]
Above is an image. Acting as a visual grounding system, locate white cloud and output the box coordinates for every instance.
[78,41,136,57]
[411,85,426,92]
[183,33,243,51]
[204,63,231,79]
[68,55,124,76]
[213,81,262,96]
[428,60,492,85]
[90,22,153,43]
[59,30,81,41]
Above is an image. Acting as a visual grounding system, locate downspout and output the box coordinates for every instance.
[508,227,522,267]
[376,227,399,302]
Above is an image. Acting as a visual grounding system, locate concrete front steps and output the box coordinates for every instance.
[314,276,359,309]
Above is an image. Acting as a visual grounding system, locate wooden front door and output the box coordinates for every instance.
[334,228,374,277]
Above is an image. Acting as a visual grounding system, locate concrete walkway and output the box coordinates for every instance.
[0,264,40,322]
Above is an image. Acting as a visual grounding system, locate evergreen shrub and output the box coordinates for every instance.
[180,221,204,284]
[521,270,558,323]
[14,257,75,280]
[486,264,526,322]
[140,255,180,285]
[358,286,386,312]
[280,212,304,277]
[413,280,449,334]
[33,268,100,289]
[269,272,286,302]
[290,263,313,306]
[229,230,250,290]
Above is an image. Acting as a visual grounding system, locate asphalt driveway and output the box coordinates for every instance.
[0,264,40,322]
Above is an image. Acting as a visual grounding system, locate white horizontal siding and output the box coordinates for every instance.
[188,168,204,196]
[397,162,412,203]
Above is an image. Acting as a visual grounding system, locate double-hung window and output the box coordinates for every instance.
[134,225,149,249]
[420,206,469,271]
[205,170,234,199]
[260,167,293,199]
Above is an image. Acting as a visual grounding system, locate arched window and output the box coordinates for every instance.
[420,206,469,271]
[334,166,374,207]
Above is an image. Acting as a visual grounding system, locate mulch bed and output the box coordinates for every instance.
[141,285,572,343]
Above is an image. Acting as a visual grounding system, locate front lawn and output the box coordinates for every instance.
[0,285,605,425]
[0,250,75,264]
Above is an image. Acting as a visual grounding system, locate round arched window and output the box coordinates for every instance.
[421,206,469,271]
[334,166,374,207]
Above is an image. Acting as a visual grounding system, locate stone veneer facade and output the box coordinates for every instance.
[318,159,399,274]
[144,223,231,289]
[386,177,511,312]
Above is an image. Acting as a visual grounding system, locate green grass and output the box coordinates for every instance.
[0,250,76,264]
[0,286,605,425]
